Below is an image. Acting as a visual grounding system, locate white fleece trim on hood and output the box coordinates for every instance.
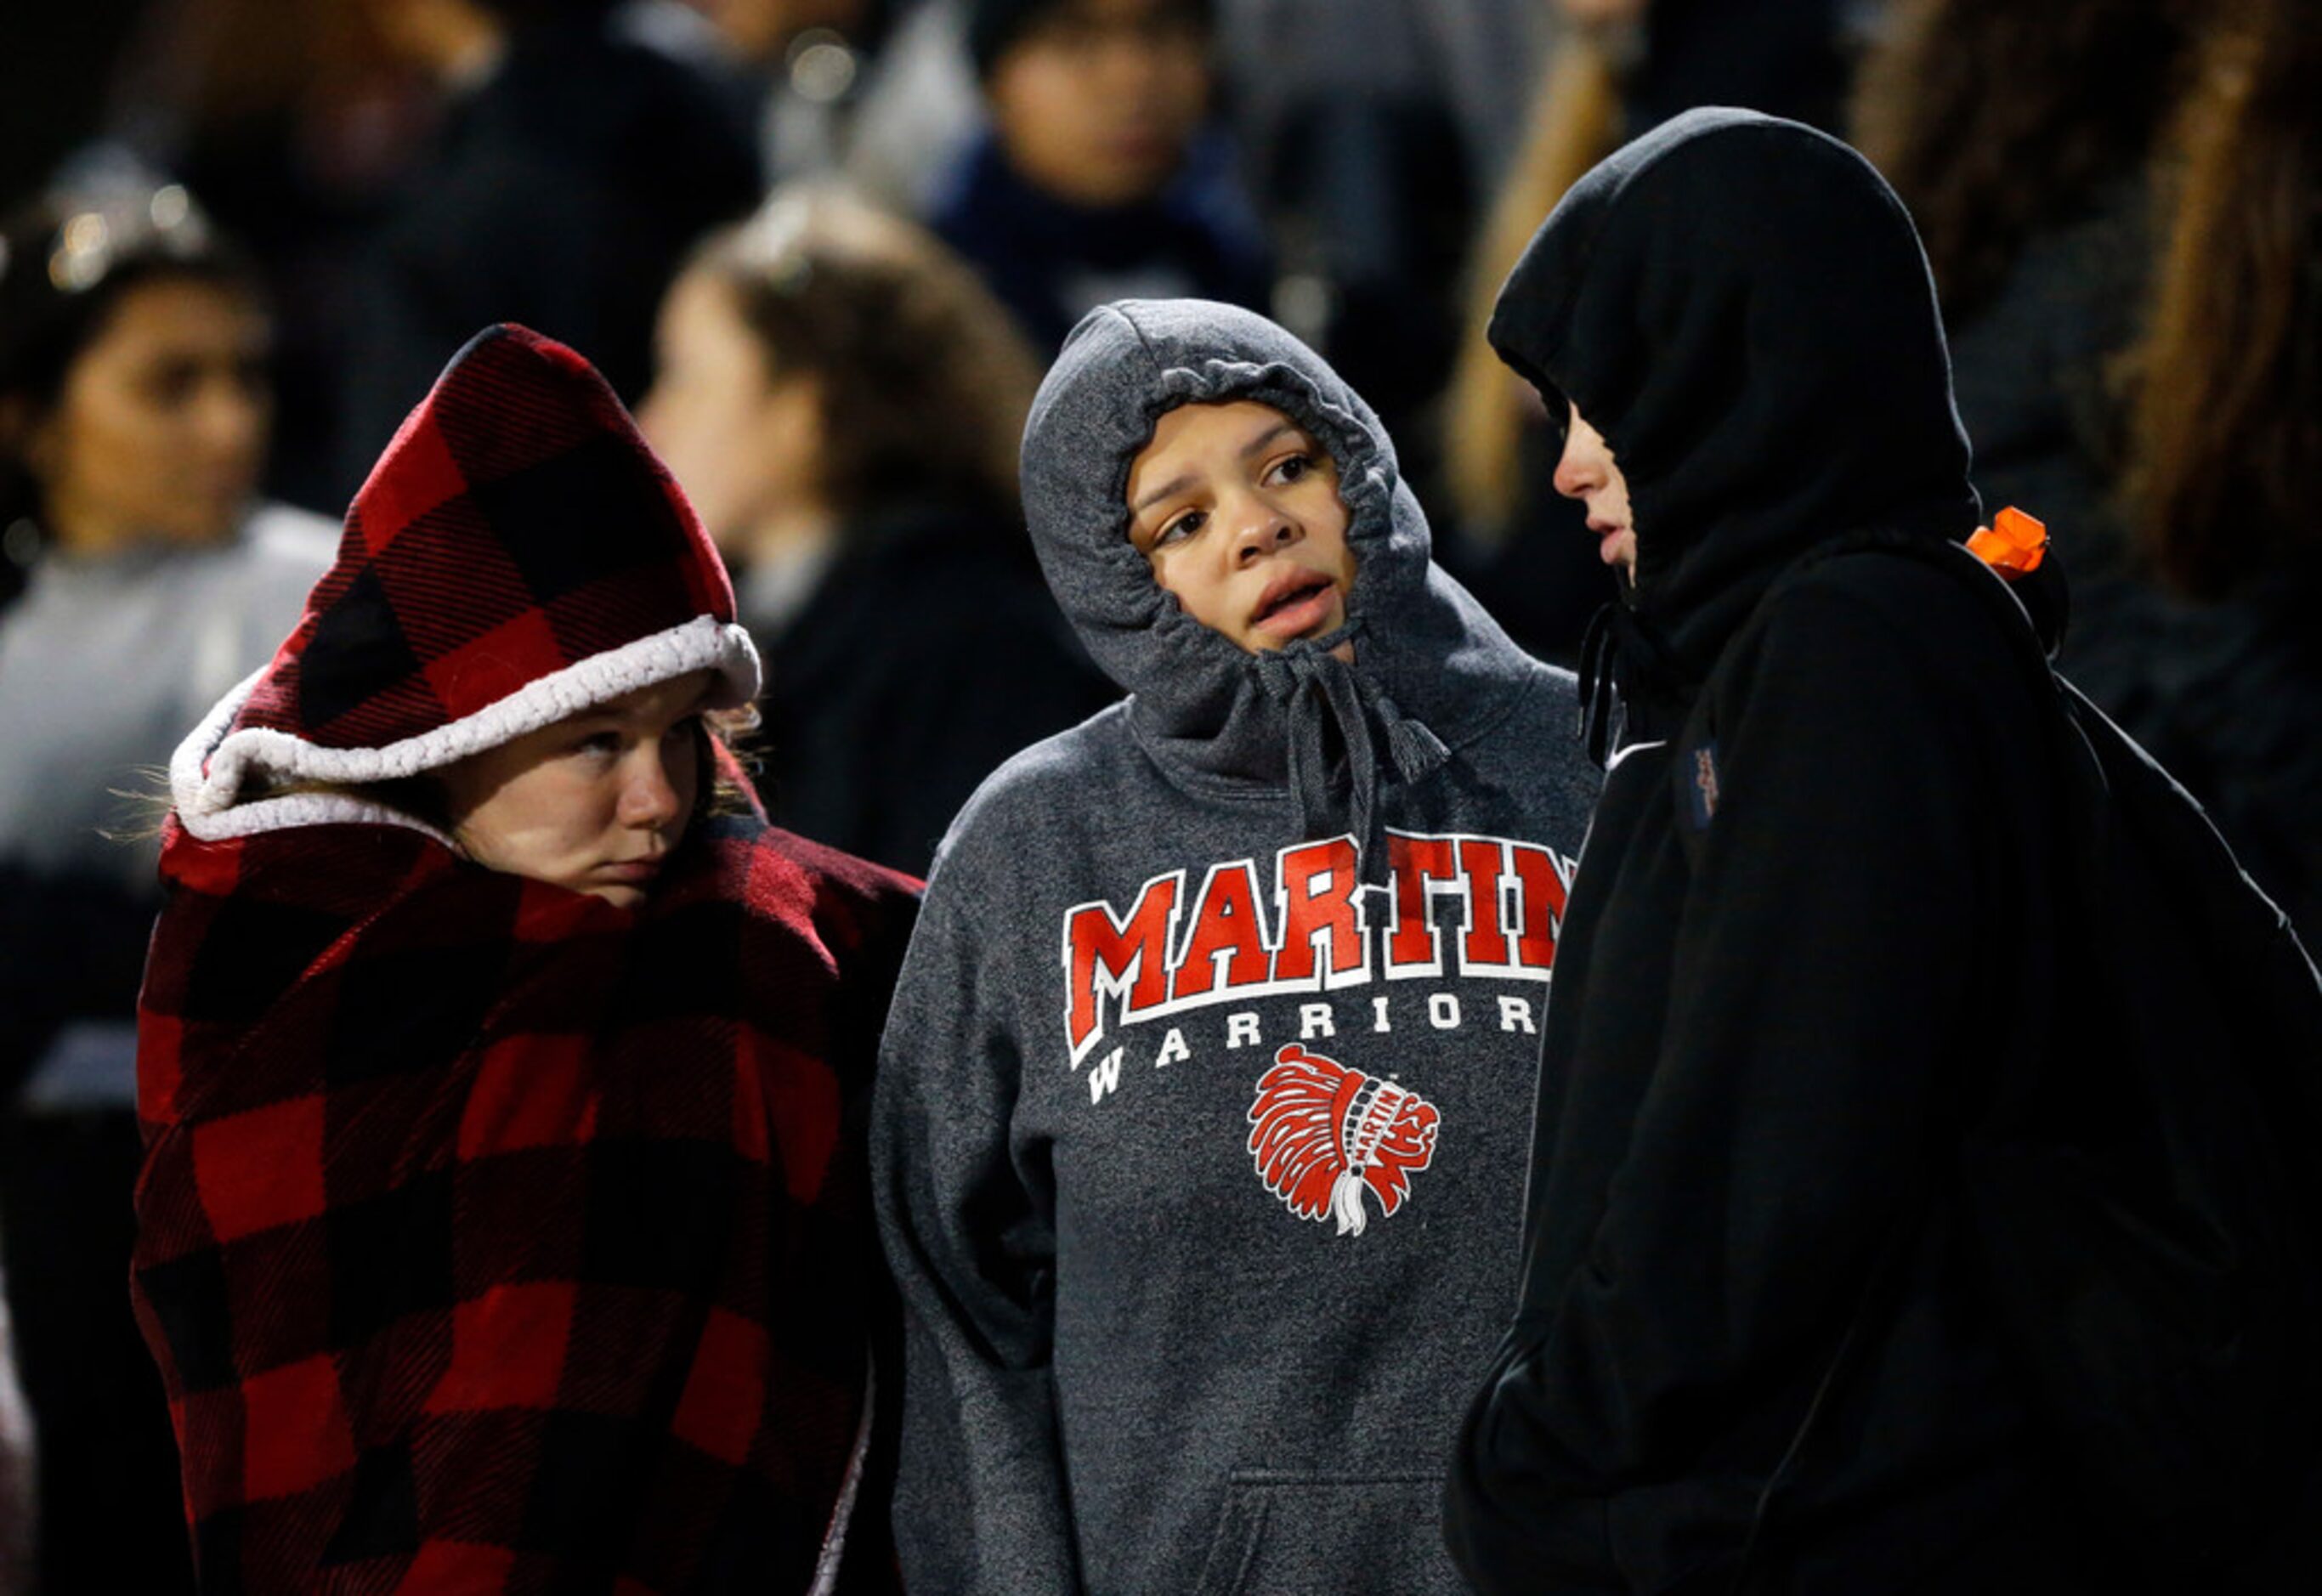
[170,614,760,842]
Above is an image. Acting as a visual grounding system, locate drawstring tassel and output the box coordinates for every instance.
[1331,1169,1371,1237]
[1375,693,1450,781]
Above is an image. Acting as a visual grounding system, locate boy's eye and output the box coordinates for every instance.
[572,730,622,759]
[1156,508,1205,546]
[1268,450,1320,487]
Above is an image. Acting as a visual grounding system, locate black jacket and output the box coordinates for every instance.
[1629,0,1853,140]
[1445,110,2108,1593]
[2133,562,2322,953]
[750,505,1115,879]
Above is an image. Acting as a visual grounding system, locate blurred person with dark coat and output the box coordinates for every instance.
[0,178,333,1595]
[1853,0,2196,724]
[331,0,760,496]
[1620,0,1855,142]
[101,0,452,512]
[639,189,1113,877]
[1215,0,1549,491]
[931,0,1270,354]
[2116,0,2322,950]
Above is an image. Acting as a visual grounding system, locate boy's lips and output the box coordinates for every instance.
[1250,570,1339,639]
[1589,517,1634,566]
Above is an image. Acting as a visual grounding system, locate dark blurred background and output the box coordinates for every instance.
[3,3,153,208]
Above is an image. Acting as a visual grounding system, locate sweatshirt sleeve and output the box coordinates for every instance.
[1452,569,2034,1588]
[870,850,1080,1593]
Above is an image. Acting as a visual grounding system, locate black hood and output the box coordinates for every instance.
[1488,107,1979,681]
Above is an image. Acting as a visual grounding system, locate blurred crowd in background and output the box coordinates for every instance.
[0,0,2317,1588]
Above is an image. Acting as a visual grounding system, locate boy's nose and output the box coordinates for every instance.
[1230,500,1298,564]
[1551,439,1598,501]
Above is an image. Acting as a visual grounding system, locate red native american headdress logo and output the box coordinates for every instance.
[1246,1044,1440,1236]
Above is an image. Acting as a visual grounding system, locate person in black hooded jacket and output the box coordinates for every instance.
[1443,108,2112,1593]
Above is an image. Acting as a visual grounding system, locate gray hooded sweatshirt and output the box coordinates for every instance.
[871,300,1600,1594]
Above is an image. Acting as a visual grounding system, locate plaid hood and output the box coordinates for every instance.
[171,323,760,842]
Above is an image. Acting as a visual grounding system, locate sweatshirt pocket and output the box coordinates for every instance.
[1189,1471,1460,1595]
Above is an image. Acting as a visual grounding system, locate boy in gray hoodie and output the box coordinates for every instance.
[871,299,1600,1592]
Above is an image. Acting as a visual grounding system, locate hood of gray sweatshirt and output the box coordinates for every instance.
[873,299,1602,1595]
[1023,297,1558,876]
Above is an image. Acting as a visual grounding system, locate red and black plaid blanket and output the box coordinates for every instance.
[130,811,917,1593]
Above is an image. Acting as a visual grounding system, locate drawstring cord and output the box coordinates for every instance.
[1254,622,1451,888]
[1576,599,1698,768]
[1576,602,1623,769]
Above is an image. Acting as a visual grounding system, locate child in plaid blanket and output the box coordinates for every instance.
[131,325,918,1593]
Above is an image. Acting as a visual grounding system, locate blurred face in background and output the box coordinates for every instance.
[988,0,1211,209]
[637,268,825,556]
[24,277,272,555]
